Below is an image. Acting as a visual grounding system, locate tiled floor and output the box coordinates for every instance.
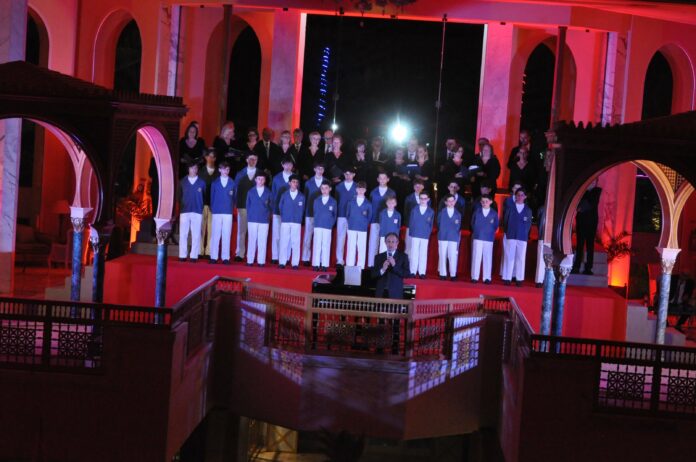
[7,266,70,299]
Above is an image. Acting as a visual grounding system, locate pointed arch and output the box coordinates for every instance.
[92,9,138,88]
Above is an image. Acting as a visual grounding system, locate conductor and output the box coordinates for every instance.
[372,232,410,299]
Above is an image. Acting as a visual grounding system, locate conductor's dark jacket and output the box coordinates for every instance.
[372,250,410,299]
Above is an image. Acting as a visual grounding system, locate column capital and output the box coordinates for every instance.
[554,264,572,283]
[155,218,172,246]
[543,246,554,269]
[71,217,87,233]
[656,247,680,275]
[88,226,110,253]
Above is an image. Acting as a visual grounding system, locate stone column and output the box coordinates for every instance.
[0,0,28,294]
[154,218,172,308]
[89,227,110,303]
[551,255,574,338]
[69,207,91,302]
[539,251,555,336]
[655,247,680,344]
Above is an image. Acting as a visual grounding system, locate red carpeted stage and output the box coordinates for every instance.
[104,253,627,341]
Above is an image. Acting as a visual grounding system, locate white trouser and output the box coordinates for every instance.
[438,240,459,277]
[179,212,202,259]
[471,239,493,281]
[236,208,248,258]
[379,236,387,253]
[312,227,332,268]
[247,222,269,264]
[210,214,233,261]
[367,223,380,267]
[500,234,517,278]
[335,217,348,265]
[409,237,429,276]
[279,222,301,266]
[503,238,527,281]
[271,214,282,260]
[535,240,546,284]
[404,228,411,255]
[201,205,213,255]
[346,230,367,269]
[301,217,314,262]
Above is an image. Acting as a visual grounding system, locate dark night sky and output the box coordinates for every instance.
[300,14,484,151]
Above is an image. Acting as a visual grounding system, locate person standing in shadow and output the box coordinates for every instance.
[572,179,602,275]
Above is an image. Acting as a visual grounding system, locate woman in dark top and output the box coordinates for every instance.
[298,131,324,181]
[441,145,467,190]
[508,146,537,194]
[471,142,501,196]
[245,128,259,153]
[179,121,206,178]
[213,122,243,176]
[352,138,370,184]
[414,146,434,190]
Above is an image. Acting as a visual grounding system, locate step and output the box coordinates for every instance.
[130,242,179,257]
[567,273,607,287]
[44,266,94,302]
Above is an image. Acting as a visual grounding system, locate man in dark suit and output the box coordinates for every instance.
[253,127,283,175]
[372,232,410,299]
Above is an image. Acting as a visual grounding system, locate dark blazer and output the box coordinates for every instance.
[372,250,410,299]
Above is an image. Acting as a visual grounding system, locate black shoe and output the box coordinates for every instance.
[246,263,253,267]
[271,259,278,265]
[511,277,517,282]
[535,283,543,288]
[313,266,319,271]
[178,258,187,262]
[223,260,230,265]
[292,265,299,270]
[408,273,416,278]
[419,274,426,280]
[303,261,311,267]
[209,259,217,264]
[582,269,594,275]
[320,266,327,272]
[189,258,198,263]
[336,263,344,269]
[484,280,491,285]
[503,280,511,286]
[234,256,243,262]
[439,276,446,281]
[450,276,457,282]
[516,281,522,287]
[571,267,579,274]
[471,278,478,284]
[258,264,265,268]
[279,264,286,269]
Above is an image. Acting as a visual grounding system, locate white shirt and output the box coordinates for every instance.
[447,208,454,218]
[378,186,388,196]
[515,203,525,213]
[220,176,229,187]
[387,210,394,217]
[187,176,198,185]
[482,207,490,217]
[419,205,427,213]
[282,171,292,182]
[206,166,215,175]
[344,181,354,190]
[314,177,323,188]
[290,190,298,200]
[256,186,265,196]
[356,197,365,206]
[321,196,329,205]
[246,167,256,180]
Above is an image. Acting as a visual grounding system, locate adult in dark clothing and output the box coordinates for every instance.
[508,146,537,194]
[440,146,467,191]
[287,128,305,168]
[298,131,324,182]
[470,143,501,196]
[245,128,259,153]
[179,122,206,179]
[572,180,602,275]
[213,122,244,176]
[413,146,434,190]
[253,127,283,174]
[372,232,410,299]
[507,129,532,169]
[671,275,695,332]
[325,135,353,184]
[352,139,370,185]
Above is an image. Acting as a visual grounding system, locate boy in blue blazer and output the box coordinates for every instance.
[209,161,236,264]
[345,181,372,269]
[408,192,435,279]
[301,162,327,266]
[471,195,499,284]
[378,195,401,253]
[270,157,294,264]
[312,181,337,271]
[437,194,462,281]
[178,162,206,262]
[334,166,357,266]
[502,188,533,286]
[278,175,305,268]
[245,173,272,266]
[403,179,425,256]
[368,172,396,267]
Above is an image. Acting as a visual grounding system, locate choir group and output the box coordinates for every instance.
[174,120,545,286]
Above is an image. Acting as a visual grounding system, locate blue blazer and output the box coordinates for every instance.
[379,209,402,237]
[303,176,326,218]
[437,208,462,242]
[504,203,533,241]
[245,187,272,223]
[471,207,499,242]
[271,172,292,214]
[408,206,435,239]
[278,190,305,224]
[335,181,357,218]
[369,187,396,223]
[210,177,236,214]
[403,192,420,227]
[313,196,338,229]
[179,176,206,214]
[346,199,372,232]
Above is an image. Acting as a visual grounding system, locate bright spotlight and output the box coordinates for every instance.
[331,122,339,132]
[390,121,409,144]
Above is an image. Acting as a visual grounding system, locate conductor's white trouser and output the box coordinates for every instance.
[409,237,429,276]
[335,217,348,265]
[210,214,233,261]
[271,214,282,260]
[312,227,332,268]
[346,230,367,269]
[438,240,459,277]
[367,223,380,267]
[236,208,248,258]
[279,222,301,266]
[471,239,493,281]
[301,217,314,262]
[503,238,527,281]
[247,222,269,265]
[179,212,202,259]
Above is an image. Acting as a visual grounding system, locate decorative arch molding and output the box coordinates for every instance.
[27,7,49,67]
[92,9,138,87]
[657,43,696,114]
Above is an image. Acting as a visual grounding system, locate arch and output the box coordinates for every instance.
[227,26,262,134]
[27,8,49,67]
[92,9,138,87]
[642,51,673,120]
[658,43,695,114]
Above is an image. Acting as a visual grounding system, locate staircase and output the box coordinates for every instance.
[567,251,608,288]
[44,265,94,301]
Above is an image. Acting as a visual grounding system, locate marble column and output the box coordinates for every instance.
[551,255,574,338]
[655,248,680,344]
[89,228,109,303]
[539,252,556,336]
[0,0,28,294]
[70,217,86,302]
[155,218,172,308]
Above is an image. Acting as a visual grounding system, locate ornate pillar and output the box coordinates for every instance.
[69,207,91,302]
[539,251,556,336]
[551,255,574,338]
[89,227,110,303]
[0,0,27,294]
[655,248,680,344]
[155,218,172,308]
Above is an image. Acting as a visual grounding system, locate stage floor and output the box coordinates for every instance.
[104,254,628,341]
